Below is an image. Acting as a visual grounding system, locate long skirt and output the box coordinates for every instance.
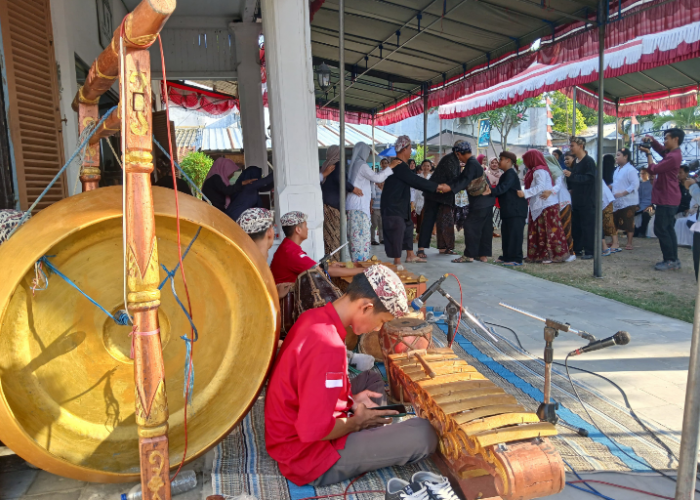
[454,205,469,232]
[603,202,616,237]
[323,204,340,256]
[493,206,502,232]
[436,204,455,250]
[559,204,573,253]
[348,210,371,262]
[526,205,570,263]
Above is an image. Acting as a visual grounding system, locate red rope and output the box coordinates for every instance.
[568,480,673,499]
[157,33,196,482]
[446,273,463,347]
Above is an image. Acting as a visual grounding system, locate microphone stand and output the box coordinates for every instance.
[499,303,589,437]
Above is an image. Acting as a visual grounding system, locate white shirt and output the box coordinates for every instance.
[555,176,571,209]
[346,164,393,218]
[411,173,432,214]
[611,163,640,211]
[523,170,559,221]
[602,181,615,209]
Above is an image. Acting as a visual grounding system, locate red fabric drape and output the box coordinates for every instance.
[539,0,700,65]
[315,107,373,125]
[563,85,699,117]
[167,82,239,115]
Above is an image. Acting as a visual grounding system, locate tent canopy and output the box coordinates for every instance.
[438,20,700,119]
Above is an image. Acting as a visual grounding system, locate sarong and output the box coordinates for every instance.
[323,204,340,256]
[526,205,570,263]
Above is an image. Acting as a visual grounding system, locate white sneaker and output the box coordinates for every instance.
[411,472,460,500]
[565,254,576,262]
[386,478,430,500]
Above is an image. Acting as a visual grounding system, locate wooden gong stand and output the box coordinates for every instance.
[71,1,176,498]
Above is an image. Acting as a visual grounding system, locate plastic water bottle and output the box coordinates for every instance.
[121,470,197,500]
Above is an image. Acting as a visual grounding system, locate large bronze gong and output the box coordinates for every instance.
[0,186,279,482]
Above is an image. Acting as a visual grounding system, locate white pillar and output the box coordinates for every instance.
[230,22,268,174]
[260,0,324,259]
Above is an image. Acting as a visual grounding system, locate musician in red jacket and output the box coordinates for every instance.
[264,265,437,486]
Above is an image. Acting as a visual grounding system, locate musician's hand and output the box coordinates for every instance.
[352,403,396,431]
[330,262,344,268]
[353,187,363,196]
[563,170,572,177]
[353,389,382,408]
[539,190,552,200]
[322,164,336,178]
[242,179,258,186]
[517,190,525,198]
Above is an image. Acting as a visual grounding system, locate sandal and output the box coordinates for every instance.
[442,249,458,255]
[610,248,622,253]
[502,262,523,267]
[416,251,427,259]
[405,257,427,263]
[452,256,473,263]
[602,249,611,256]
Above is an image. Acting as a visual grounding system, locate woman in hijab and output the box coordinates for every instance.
[202,157,246,212]
[346,142,394,261]
[486,157,503,238]
[517,150,570,263]
[225,166,274,221]
[321,146,363,255]
[545,154,574,255]
[408,158,417,173]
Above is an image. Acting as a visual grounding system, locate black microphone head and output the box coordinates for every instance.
[614,331,631,345]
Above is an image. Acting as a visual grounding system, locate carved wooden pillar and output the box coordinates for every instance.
[124,41,171,500]
[78,103,102,191]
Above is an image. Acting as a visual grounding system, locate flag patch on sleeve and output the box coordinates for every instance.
[325,372,344,388]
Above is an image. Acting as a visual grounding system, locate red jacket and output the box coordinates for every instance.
[648,140,682,206]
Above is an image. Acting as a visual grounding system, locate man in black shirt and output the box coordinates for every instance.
[437,140,495,263]
[564,136,597,259]
[491,151,528,265]
[381,135,440,264]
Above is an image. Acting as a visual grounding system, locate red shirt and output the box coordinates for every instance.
[270,237,317,284]
[264,303,353,486]
[648,139,682,206]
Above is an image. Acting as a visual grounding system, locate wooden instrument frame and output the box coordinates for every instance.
[72,1,176,497]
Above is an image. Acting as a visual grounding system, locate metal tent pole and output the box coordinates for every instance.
[338,0,349,262]
[372,114,376,169]
[439,117,442,161]
[423,90,428,163]
[615,103,620,151]
[593,1,605,278]
[676,290,700,499]
[572,87,577,137]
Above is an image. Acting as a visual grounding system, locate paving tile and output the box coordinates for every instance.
[0,470,38,499]
[21,490,82,500]
[635,403,685,432]
[24,471,85,495]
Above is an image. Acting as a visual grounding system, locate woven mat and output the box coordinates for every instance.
[436,319,680,473]
[212,386,439,500]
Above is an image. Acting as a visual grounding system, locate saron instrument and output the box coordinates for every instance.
[0,187,279,482]
[384,347,565,500]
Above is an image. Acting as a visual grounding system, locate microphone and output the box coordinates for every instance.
[411,274,448,310]
[568,331,631,357]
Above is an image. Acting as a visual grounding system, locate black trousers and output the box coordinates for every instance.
[383,215,413,258]
[463,206,493,258]
[654,205,679,262]
[634,210,652,237]
[694,231,700,280]
[572,207,595,255]
[418,200,440,249]
[501,217,525,263]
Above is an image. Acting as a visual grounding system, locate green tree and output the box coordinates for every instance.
[413,145,424,165]
[652,106,700,130]
[549,91,588,135]
[180,151,214,193]
[476,97,543,151]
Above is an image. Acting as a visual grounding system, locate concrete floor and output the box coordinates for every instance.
[1,244,697,500]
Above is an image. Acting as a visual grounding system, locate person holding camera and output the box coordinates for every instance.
[640,128,685,271]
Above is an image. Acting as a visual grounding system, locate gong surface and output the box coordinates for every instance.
[0,187,279,482]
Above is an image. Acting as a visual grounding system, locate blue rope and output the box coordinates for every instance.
[158,227,201,405]
[158,227,202,290]
[39,256,131,326]
[152,137,212,205]
[7,105,119,240]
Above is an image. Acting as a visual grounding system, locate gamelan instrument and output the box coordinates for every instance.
[0,188,279,483]
[361,317,433,362]
[383,347,565,500]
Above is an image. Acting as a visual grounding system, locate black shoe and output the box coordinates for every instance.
[581,255,593,260]
[371,241,380,246]
[386,479,429,500]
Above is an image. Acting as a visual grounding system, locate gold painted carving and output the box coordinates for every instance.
[147,451,166,500]
[127,237,160,293]
[126,151,153,164]
[95,59,118,80]
[405,287,417,301]
[135,380,168,426]
[129,71,149,136]
[78,86,100,105]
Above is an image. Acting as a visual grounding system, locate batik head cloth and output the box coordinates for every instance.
[394,135,411,153]
[280,211,307,227]
[237,208,274,234]
[452,140,472,154]
[364,265,409,317]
